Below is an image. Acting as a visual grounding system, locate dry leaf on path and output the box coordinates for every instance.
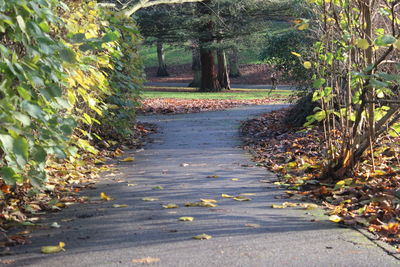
[221,194,234,198]
[152,186,164,190]
[127,184,137,187]
[100,192,112,201]
[142,197,159,202]
[231,178,239,181]
[162,203,179,209]
[192,234,212,240]
[206,175,219,178]
[329,215,342,223]
[245,224,261,228]
[120,157,134,162]
[233,196,251,201]
[132,257,160,264]
[41,242,65,254]
[200,199,217,203]
[112,204,129,208]
[179,217,194,221]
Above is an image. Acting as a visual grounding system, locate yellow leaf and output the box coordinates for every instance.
[272,204,286,209]
[112,204,128,208]
[303,61,312,69]
[233,196,251,201]
[152,186,164,190]
[184,202,198,207]
[291,51,301,57]
[301,203,318,210]
[329,215,342,223]
[231,178,239,181]
[142,197,159,202]
[200,199,217,203]
[192,234,212,240]
[297,23,309,30]
[120,157,134,162]
[245,224,261,228]
[127,184,137,187]
[282,202,298,207]
[162,203,179,209]
[41,242,65,254]
[356,38,369,50]
[197,202,217,207]
[132,257,160,264]
[395,39,400,50]
[179,216,194,221]
[221,194,234,198]
[100,192,111,201]
[240,193,256,196]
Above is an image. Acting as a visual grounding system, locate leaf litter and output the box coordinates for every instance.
[241,108,400,248]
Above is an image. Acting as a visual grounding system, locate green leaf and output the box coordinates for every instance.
[14,112,31,126]
[375,35,397,46]
[313,78,326,89]
[59,48,76,63]
[16,15,26,34]
[13,136,29,167]
[102,31,120,42]
[0,166,22,185]
[0,134,14,153]
[21,101,43,120]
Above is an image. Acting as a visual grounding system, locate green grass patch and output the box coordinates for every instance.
[142,87,294,100]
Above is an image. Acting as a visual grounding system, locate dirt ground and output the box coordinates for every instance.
[145,64,289,85]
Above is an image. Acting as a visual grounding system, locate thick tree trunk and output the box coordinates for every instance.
[217,49,230,90]
[189,41,201,87]
[198,0,221,92]
[156,41,169,77]
[228,47,241,78]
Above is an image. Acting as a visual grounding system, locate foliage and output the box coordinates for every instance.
[0,0,144,217]
[260,28,315,85]
[303,0,400,178]
[0,0,75,188]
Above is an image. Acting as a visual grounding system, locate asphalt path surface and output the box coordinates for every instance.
[3,104,399,266]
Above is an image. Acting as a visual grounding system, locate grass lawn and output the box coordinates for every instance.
[142,87,294,100]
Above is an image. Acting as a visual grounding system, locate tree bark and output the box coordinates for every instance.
[217,49,230,90]
[189,41,201,87]
[228,47,241,78]
[156,41,169,77]
[198,0,221,92]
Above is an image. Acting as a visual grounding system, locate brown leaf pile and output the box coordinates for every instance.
[140,98,280,115]
[241,108,400,248]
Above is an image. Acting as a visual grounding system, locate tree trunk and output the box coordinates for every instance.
[189,41,201,87]
[217,49,230,90]
[198,0,221,92]
[228,47,241,78]
[156,40,169,77]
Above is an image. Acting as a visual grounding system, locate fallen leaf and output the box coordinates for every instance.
[100,192,112,201]
[206,175,219,178]
[142,197,159,202]
[50,222,61,228]
[179,217,194,221]
[240,193,256,196]
[272,204,285,209]
[245,224,261,228]
[132,257,160,264]
[192,234,212,240]
[162,203,179,209]
[231,178,239,181]
[41,242,65,254]
[120,157,134,162]
[197,202,217,207]
[329,215,342,223]
[180,163,189,167]
[221,194,234,198]
[301,203,318,210]
[127,184,137,187]
[152,186,164,190]
[233,196,251,201]
[282,202,298,207]
[200,199,217,203]
[112,204,129,208]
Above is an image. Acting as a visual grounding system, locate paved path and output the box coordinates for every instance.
[145,82,294,90]
[4,105,398,266]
